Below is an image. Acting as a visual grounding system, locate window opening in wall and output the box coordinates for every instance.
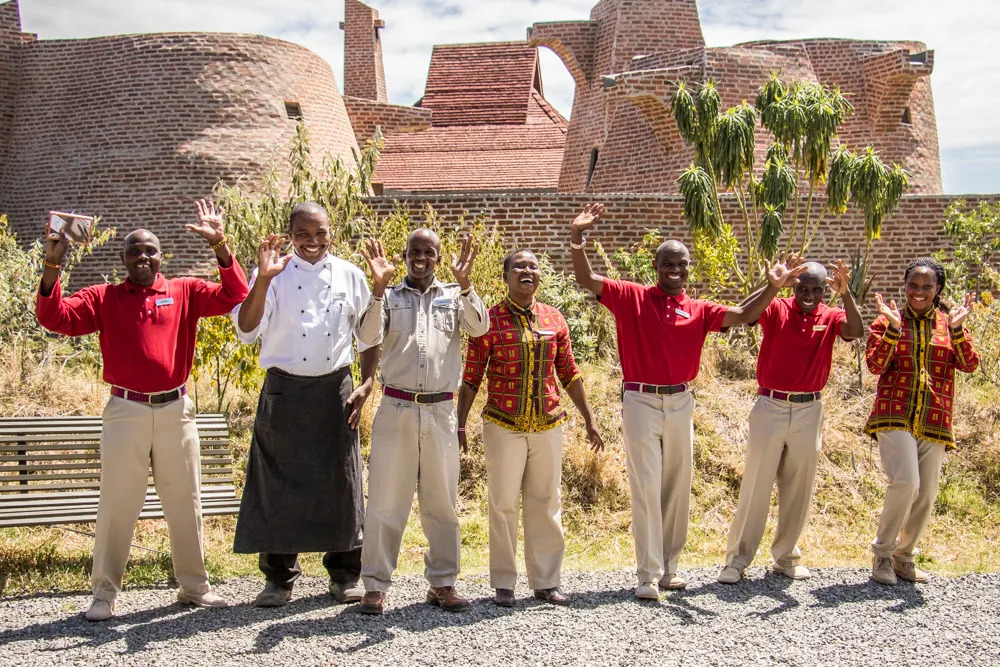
[900,106,911,125]
[285,102,303,120]
[585,148,600,191]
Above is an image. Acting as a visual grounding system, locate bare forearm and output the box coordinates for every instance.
[236,276,271,333]
[724,283,780,327]
[570,239,604,296]
[566,380,596,428]
[457,384,478,428]
[359,346,379,386]
[39,267,60,297]
[840,289,864,340]
[213,243,233,268]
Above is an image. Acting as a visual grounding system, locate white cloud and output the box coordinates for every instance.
[14,0,1000,193]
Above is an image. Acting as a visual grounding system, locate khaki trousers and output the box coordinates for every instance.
[725,396,823,570]
[92,395,210,601]
[872,430,947,562]
[361,398,461,592]
[622,390,694,583]
[482,421,564,590]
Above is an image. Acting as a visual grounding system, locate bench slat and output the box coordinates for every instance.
[0,503,243,528]
[0,487,239,509]
[0,440,232,452]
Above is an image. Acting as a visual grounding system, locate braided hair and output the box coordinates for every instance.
[903,258,948,311]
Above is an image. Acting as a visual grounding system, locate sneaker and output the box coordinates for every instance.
[177,590,229,608]
[771,564,812,580]
[871,556,897,586]
[84,598,114,621]
[892,559,930,583]
[329,580,364,604]
[254,582,292,607]
[717,566,743,584]
[634,582,659,600]
[659,573,687,590]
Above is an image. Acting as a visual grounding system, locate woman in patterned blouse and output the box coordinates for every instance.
[458,249,604,608]
[864,258,978,586]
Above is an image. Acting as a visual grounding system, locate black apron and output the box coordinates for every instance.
[234,366,363,553]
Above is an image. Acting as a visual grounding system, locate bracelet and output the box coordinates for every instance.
[371,294,383,301]
[209,235,228,251]
[43,260,62,271]
[570,238,587,250]
[460,286,473,297]
[457,427,466,433]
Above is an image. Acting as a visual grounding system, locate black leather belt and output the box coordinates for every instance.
[623,382,688,395]
[758,388,821,403]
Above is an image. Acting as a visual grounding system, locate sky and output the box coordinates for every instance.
[16,0,1000,194]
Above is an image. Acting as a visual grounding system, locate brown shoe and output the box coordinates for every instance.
[358,591,385,615]
[533,588,570,606]
[494,588,515,607]
[892,558,931,583]
[425,586,471,612]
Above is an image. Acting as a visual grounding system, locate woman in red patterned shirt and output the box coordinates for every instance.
[458,249,604,608]
[864,258,978,586]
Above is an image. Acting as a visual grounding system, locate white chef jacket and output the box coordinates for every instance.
[232,251,373,376]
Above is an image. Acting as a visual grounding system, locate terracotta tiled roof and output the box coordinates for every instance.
[420,41,540,126]
[375,89,567,192]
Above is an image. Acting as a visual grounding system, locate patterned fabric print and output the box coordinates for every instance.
[462,298,581,433]
[863,307,979,449]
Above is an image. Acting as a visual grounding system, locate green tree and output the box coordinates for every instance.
[671,74,909,297]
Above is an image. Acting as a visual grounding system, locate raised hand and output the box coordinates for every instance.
[949,292,976,329]
[258,234,291,279]
[43,228,71,267]
[186,199,226,245]
[361,238,398,293]
[767,252,808,288]
[874,292,902,329]
[450,234,479,290]
[826,259,850,296]
[570,203,605,239]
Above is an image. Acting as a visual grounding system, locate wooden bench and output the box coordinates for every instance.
[0,414,241,528]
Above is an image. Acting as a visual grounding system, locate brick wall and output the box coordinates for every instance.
[365,192,1000,304]
[0,30,359,284]
[0,0,21,174]
[343,95,431,146]
[342,0,387,103]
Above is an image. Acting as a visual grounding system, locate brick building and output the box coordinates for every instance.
[0,0,992,296]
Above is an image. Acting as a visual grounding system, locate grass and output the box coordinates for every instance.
[2,340,1000,598]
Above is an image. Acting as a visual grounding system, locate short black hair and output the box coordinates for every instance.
[503,248,536,275]
[288,201,328,229]
[904,258,947,310]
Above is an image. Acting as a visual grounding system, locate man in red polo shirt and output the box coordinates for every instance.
[35,199,249,621]
[569,203,806,600]
[718,260,862,584]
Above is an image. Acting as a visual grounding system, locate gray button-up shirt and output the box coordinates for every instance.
[358,278,489,393]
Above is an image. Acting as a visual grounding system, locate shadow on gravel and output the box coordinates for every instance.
[679,571,800,620]
[809,581,927,613]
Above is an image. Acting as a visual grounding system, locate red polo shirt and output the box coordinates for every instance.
[599,278,729,385]
[755,297,848,392]
[36,262,249,393]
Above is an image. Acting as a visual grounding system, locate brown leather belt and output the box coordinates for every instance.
[382,386,454,404]
[111,385,187,404]
[758,388,821,403]
[623,382,688,395]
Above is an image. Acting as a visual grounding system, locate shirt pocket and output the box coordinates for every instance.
[387,299,413,333]
[432,301,457,333]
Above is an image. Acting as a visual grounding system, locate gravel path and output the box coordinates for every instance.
[1,568,998,666]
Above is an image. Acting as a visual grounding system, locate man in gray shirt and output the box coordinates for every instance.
[356,229,487,615]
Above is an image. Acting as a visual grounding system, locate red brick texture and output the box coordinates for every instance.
[365,192,999,306]
[532,1,942,195]
[0,0,22,174]
[341,0,388,103]
[0,24,359,285]
[343,95,431,146]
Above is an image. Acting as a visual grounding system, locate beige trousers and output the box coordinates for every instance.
[92,395,210,601]
[482,421,564,590]
[725,396,823,570]
[361,398,461,592]
[622,389,694,583]
[872,430,947,562]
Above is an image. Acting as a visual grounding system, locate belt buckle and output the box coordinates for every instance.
[413,392,428,404]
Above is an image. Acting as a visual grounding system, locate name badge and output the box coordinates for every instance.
[330,291,347,301]
[675,308,691,318]
[155,297,174,307]
[536,329,556,336]
[812,324,828,332]
[432,297,454,308]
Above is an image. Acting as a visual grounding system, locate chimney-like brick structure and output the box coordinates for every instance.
[341,0,388,103]
[0,0,23,180]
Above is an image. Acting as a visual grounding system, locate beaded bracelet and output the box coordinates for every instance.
[209,236,228,251]
[43,260,62,271]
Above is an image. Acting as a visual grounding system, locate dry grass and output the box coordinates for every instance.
[3,341,999,597]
